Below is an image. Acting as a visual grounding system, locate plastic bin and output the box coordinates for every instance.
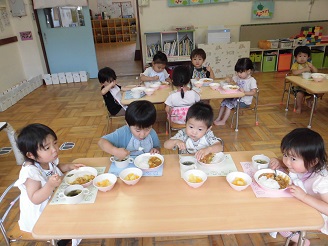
[279,39,293,49]
[277,53,292,71]
[323,56,328,68]
[262,54,277,72]
[255,54,262,62]
[311,49,324,68]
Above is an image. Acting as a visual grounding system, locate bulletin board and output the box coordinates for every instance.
[198,41,250,78]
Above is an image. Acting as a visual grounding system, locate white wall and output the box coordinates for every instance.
[0,0,46,93]
[138,0,328,64]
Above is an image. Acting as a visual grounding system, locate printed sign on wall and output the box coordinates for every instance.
[168,0,232,7]
[252,1,274,19]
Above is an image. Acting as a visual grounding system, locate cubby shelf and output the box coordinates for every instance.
[250,44,328,72]
[92,18,136,43]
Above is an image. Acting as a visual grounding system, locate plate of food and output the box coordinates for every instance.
[197,152,225,168]
[159,81,170,89]
[222,85,240,92]
[64,166,98,187]
[133,153,164,171]
[254,169,291,191]
[199,78,213,86]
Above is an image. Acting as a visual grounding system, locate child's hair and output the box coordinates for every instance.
[125,100,156,128]
[234,58,254,73]
[294,46,311,57]
[152,51,168,65]
[190,48,206,60]
[16,123,57,163]
[280,128,327,174]
[98,67,117,84]
[186,102,213,128]
[172,66,191,98]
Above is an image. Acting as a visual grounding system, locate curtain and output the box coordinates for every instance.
[33,0,88,9]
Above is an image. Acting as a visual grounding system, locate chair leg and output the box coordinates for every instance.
[281,80,289,104]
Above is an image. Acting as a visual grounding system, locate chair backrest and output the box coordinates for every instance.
[0,181,56,246]
[168,106,190,125]
[102,99,125,133]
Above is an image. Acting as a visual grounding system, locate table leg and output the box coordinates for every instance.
[234,98,240,132]
[285,81,292,112]
[297,231,306,246]
[307,94,317,129]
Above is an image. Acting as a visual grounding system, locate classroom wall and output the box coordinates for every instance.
[0,0,46,93]
[138,0,328,64]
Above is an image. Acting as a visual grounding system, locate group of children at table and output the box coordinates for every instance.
[13,46,327,246]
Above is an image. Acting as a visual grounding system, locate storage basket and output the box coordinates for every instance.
[279,40,293,49]
[268,39,279,49]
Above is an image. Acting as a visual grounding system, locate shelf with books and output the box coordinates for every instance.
[144,30,195,63]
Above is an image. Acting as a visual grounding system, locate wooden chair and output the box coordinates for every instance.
[0,181,57,246]
[231,88,259,130]
[103,100,125,133]
[166,106,189,137]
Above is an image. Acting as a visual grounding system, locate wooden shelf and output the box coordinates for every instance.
[92,18,136,43]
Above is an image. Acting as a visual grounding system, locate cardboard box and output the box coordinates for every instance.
[58,73,66,84]
[43,74,52,85]
[65,72,73,83]
[51,74,59,84]
[72,72,81,82]
[79,71,88,82]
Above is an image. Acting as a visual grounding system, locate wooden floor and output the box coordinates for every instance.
[1,70,328,246]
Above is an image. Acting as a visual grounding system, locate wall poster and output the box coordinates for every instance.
[252,1,274,19]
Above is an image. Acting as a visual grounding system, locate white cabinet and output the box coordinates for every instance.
[144,30,195,63]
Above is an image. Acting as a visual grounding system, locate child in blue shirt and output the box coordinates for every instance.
[98,100,160,159]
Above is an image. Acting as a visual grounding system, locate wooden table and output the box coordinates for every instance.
[33,151,323,245]
[121,84,245,131]
[285,75,328,128]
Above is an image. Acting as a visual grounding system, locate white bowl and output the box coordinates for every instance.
[93,173,117,192]
[209,82,220,90]
[110,156,134,169]
[150,83,160,90]
[131,86,145,92]
[145,88,155,96]
[199,78,213,85]
[198,152,225,168]
[179,156,197,173]
[254,169,291,191]
[182,169,207,188]
[226,171,252,191]
[193,81,204,88]
[252,154,270,170]
[131,87,145,98]
[119,167,143,185]
[302,72,312,79]
[222,85,240,91]
[64,166,98,187]
[58,184,90,204]
[311,73,326,82]
[134,153,164,171]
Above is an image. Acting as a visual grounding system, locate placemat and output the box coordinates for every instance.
[180,154,237,177]
[50,167,106,205]
[217,87,241,94]
[109,162,164,177]
[124,90,146,100]
[240,162,292,198]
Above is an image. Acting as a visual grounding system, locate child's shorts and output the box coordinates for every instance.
[292,86,310,96]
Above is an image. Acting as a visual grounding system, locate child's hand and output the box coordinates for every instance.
[150,148,160,154]
[269,157,281,170]
[194,148,210,161]
[152,76,159,81]
[239,88,245,93]
[115,148,130,160]
[48,174,62,188]
[288,184,307,201]
[206,66,213,72]
[174,140,186,150]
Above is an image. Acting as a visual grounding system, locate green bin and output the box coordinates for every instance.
[262,55,277,72]
[323,56,328,68]
[311,49,324,68]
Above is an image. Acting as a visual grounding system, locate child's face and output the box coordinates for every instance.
[28,134,59,165]
[236,69,251,79]
[295,52,309,65]
[185,118,210,142]
[191,55,205,69]
[129,125,152,141]
[282,150,307,173]
[152,63,166,73]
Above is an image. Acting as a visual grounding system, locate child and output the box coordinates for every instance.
[140,51,172,87]
[98,67,126,116]
[270,128,328,246]
[189,48,214,80]
[214,57,257,126]
[14,123,84,246]
[165,65,200,124]
[290,46,319,114]
[164,102,223,161]
[98,100,160,159]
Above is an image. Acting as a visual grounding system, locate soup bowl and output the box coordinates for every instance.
[110,156,134,168]
[58,184,89,204]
